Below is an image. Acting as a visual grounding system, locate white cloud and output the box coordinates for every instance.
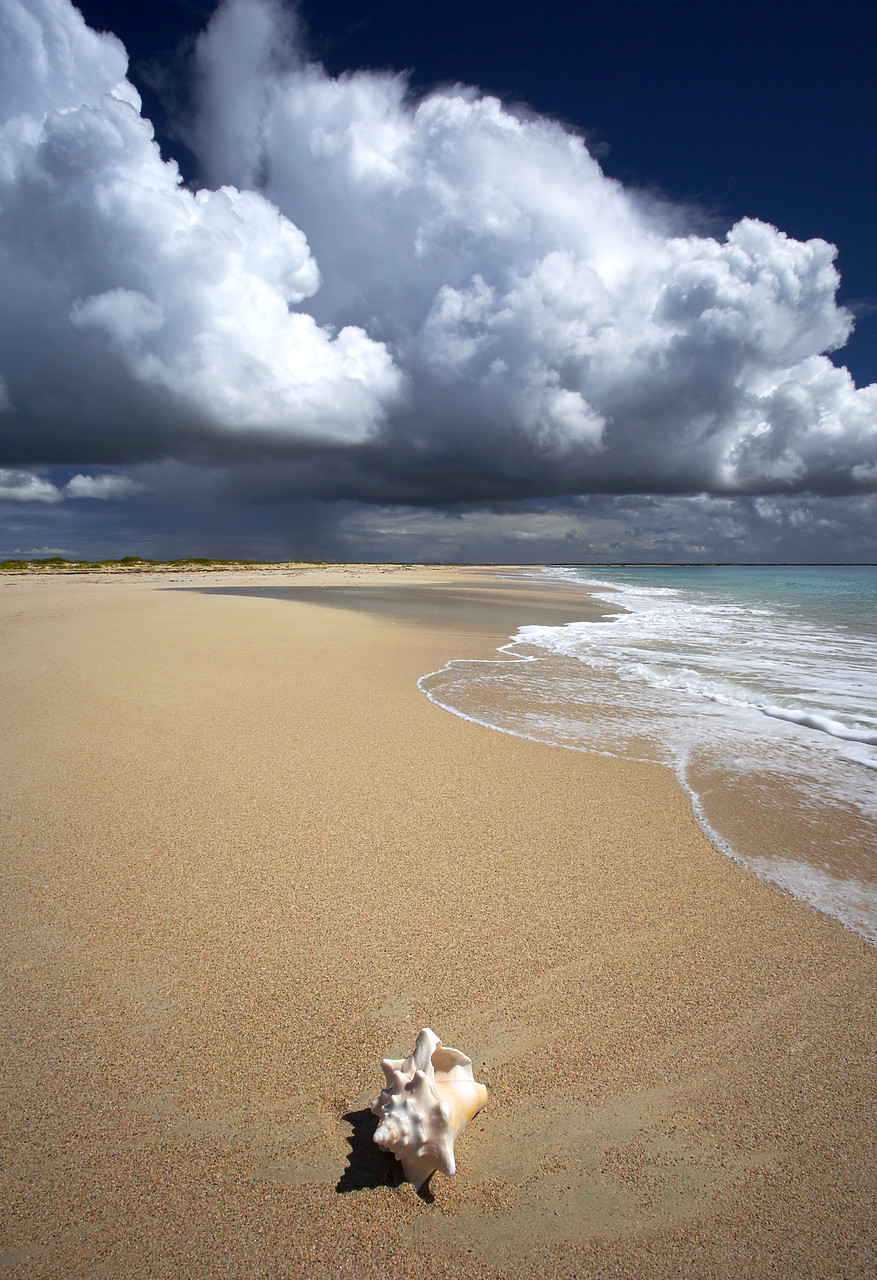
[0,0,128,124]
[0,468,61,502]
[189,0,876,500]
[11,546,69,557]
[64,472,142,499]
[0,0,401,454]
[0,0,873,515]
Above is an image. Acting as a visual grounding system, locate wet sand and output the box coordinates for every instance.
[1,565,875,1278]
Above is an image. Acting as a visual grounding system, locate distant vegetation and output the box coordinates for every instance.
[0,556,324,574]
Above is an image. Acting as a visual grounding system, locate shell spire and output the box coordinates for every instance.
[370,1028,487,1190]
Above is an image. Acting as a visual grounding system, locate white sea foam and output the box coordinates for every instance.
[515,569,877,772]
[418,565,877,942]
[744,858,877,946]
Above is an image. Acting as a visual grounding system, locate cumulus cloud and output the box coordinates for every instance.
[186,0,876,502]
[0,0,401,465]
[0,469,61,502]
[0,0,874,518]
[0,465,141,506]
[64,472,142,498]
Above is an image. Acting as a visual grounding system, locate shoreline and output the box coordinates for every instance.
[1,566,876,1277]
[423,563,877,947]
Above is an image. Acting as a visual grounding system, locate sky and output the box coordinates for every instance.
[1,0,876,563]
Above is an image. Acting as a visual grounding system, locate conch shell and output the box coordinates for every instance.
[370,1027,487,1190]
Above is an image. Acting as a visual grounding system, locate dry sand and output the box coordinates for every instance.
[1,565,875,1278]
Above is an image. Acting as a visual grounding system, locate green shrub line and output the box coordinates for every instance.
[0,556,312,574]
[0,558,442,574]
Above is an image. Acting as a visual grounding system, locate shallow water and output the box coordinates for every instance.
[418,565,877,944]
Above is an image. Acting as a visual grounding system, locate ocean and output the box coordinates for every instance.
[418,565,877,944]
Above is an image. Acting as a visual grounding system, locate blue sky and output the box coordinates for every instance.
[1,0,875,562]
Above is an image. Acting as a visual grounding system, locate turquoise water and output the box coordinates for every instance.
[543,565,877,760]
[564,564,877,627]
[419,565,877,943]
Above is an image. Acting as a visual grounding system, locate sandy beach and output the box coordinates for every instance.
[1,565,875,1279]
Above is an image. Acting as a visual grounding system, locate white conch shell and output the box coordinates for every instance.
[370,1027,487,1190]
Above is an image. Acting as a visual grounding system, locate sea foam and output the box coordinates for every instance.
[418,565,877,943]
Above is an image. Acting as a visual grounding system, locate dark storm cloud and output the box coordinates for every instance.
[0,0,875,522]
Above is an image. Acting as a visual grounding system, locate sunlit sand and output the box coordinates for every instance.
[1,566,875,1278]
